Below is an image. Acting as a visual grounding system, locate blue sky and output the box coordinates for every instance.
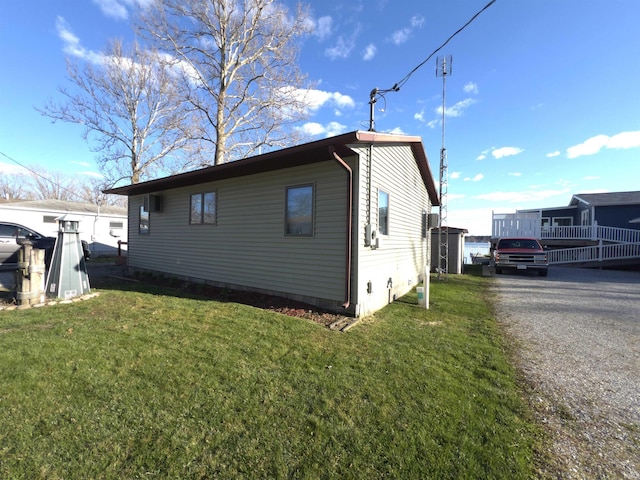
[1,0,639,235]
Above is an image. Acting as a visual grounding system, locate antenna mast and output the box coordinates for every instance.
[436,55,451,280]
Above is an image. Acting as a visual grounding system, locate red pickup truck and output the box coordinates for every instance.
[493,237,549,276]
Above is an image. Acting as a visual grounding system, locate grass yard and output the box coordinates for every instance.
[0,270,537,479]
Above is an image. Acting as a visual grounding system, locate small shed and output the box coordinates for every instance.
[430,226,468,274]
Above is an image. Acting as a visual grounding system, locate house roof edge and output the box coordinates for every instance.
[104,130,438,204]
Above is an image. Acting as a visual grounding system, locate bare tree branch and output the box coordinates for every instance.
[38,39,199,184]
[139,0,314,166]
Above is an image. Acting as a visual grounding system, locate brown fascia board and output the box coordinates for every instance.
[104,130,439,205]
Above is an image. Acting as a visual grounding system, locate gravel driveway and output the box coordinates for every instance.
[491,266,640,478]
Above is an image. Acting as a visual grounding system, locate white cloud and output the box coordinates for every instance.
[608,130,640,149]
[391,14,424,45]
[447,193,466,201]
[492,146,524,159]
[0,162,29,175]
[410,15,425,28]
[442,98,477,118]
[420,98,477,129]
[476,154,487,161]
[297,121,347,138]
[308,89,355,110]
[463,82,478,94]
[298,122,325,136]
[325,37,352,59]
[447,208,494,235]
[92,0,154,20]
[286,88,355,114]
[392,29,410,45]
[363,43,377,61]
[546,151,560,158]
[56,17,104,63]
[71,160,92,168]
[325,121,347,137]
[464,173,484,182]
[566,131,640,159]
[566,135,609,159]
[450,171,461,179]
[325,25,361,60]
[508,172,522,177]
[93,0,128,19]
[313,15,333,41]
[386,127,405,135]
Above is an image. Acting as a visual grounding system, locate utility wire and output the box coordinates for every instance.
[376,0,496,96]
[0,149,88,201]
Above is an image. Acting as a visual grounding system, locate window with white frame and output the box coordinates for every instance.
[285,184,314,236]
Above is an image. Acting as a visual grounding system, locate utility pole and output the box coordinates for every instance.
[436,55,451,280]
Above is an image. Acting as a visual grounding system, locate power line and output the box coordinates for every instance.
[0,149,89,201]
[368,0,496,129]
[393,0,496,92]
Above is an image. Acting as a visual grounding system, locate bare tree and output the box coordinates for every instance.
[39,39,197,184]
[139,0,313,166]
[0,174,32,200]
[27,168,76,201]
[76,178,128,208]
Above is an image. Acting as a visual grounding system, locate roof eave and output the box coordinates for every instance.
[104,131,439,205]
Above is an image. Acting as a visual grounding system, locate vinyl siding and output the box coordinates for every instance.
[127,159,351,308]
[350,143,432,316]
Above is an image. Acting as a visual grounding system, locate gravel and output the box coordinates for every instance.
[491,266,640,479]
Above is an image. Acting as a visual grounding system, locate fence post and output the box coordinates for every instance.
[598,240,603,263]
[592,220,598,241]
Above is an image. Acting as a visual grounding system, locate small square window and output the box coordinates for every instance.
[285,185,313,236]
[190,192,217,225]
[139,205,149,234]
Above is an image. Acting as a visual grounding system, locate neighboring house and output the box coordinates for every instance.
[492,191,640,267]
[105,130,440,317]
[568,191,640,230]
[0,199,128,256]
[493,191,640,243]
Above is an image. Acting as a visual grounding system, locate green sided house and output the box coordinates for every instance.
[105,131,440,317]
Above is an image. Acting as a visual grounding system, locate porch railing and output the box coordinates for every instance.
[493,214,640,244]
[548,242,640,264]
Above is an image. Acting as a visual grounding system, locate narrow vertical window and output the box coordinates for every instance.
[190,193,202,224]
[139,205,150,234]
[378,190,389,235]
[285,185,314,236]
[190,192,217,225]
[202,192,216,224]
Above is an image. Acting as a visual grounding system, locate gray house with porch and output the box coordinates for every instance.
[492,191,640,267]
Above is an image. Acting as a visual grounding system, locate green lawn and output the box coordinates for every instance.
[0,270,537,479]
